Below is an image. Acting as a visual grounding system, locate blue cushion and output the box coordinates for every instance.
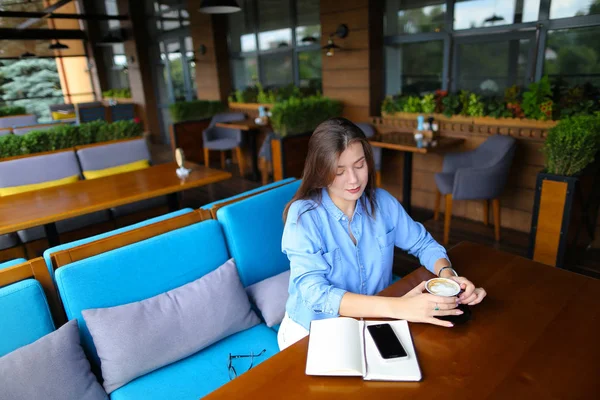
[43,208,194,278]
[110,324,279,400]
[201,178,296,210]
[271,323,281,333]
[0,279,55,357]
[0,258,27,270]
[217,180,301,287]
[55,219,230,368]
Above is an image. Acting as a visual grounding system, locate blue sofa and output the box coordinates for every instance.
[52,180,301,399]
[0,260,55,358]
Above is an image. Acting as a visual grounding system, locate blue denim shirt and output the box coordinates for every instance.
[282,188,448,330]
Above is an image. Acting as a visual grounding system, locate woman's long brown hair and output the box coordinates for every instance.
[283,117,377,223]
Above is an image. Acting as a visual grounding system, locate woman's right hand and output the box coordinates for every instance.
[390,281,462,327]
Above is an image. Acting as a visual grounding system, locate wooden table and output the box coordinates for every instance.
[215,120,265,182]
[369,133,464,215]
[204,242,600,399]
[0,162,231,246]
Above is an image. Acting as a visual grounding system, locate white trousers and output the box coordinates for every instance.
[277,312,309,351]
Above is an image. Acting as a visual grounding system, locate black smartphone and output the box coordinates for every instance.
[367,323,408,360]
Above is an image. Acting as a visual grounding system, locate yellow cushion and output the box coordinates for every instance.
[52,111,76,120]
[0,175,79,197]
[83,159,150,180]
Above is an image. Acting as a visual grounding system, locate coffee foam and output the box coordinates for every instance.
[426,278,460,296]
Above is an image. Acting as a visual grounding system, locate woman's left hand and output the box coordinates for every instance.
[448,276,486,305]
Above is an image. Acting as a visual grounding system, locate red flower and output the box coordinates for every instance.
[133,117,141,124]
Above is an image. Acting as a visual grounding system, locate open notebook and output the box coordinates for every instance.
[305,318,422,381]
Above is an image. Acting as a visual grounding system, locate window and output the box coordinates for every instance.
[454,0,540,30]
[228,0,322,91]
[385,0,446,35]
[455,38,532,93]
[545,26,600,87]
[550,0,600,19]
[385,41,444,95]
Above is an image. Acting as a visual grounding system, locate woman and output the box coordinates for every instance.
[278,117,486,350]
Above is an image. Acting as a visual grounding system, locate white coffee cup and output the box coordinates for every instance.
[425,277,460,297]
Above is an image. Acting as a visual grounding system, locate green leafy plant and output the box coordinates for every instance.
[458,90,471,116]
[96,120,143,142]
[381,96,398,115]
[484,97,512,118]
[402,96,422,113]
[270,96,343,137]
[0,105,27,117]
[442,94,461,118]
[102,88,131,98]
[0,120,143,159]
[421,94,436,114]
[168,100,226,123]
[523,76,553,120]
[0,134,25,158]
[466,93,485,117]
[543,115,600,176]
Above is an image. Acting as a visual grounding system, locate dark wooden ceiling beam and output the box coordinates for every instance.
[0,10,129,21]
[0,27,86,40]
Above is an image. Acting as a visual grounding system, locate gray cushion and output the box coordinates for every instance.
[82,258,260,394]
[0,115,37,129]
[204,138,240,151]
[77,138,151,171]
[0,151,80,188]
[246,270,290,327]
[434,172,455,195]
[0,233,18,250]
[0,319,108,400]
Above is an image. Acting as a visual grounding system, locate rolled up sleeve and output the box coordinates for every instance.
[282,208,347,316]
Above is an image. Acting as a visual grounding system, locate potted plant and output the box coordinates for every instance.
[529,115,600,268]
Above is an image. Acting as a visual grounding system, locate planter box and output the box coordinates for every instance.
[270,131,312,181]
[529,167,600,268]
[228,102,275,111]
[169,118,212,166]
[381,112,558,129]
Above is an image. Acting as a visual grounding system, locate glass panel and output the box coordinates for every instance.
[165,41,186,102]
[228,0,257,53]
[456,39,531,94]
[297,25,321,47]
[386,1,446,35]
[258,0,292,50]
[298,50,322,90]
[231,57,258,89]
[185,37,197,98]
[385,41,444,95]
[297,0,320,46]
[454,0,540,30]
[261,53,294,87]
[550,0,600,19]
[258,28,293,51]
[544,27,600,87]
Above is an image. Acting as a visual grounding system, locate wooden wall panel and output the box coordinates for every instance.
[321,0,369,14]
[321,8,370,31]
[322,50,370,70]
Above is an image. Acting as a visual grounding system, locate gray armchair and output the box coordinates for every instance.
[434,135,517,245]
[203,112,246,176]
[355,122,382,186]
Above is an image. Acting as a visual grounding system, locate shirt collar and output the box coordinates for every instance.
[321,188,363,221]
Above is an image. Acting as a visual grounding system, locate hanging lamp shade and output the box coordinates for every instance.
[20,51,36,59]
[49,40,69,50]
[199,0,241,14]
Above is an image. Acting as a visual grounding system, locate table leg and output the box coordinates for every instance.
[249,130,260,182]
[403,152,413,216]
[44,223,60,247]
[167,193,180,212]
